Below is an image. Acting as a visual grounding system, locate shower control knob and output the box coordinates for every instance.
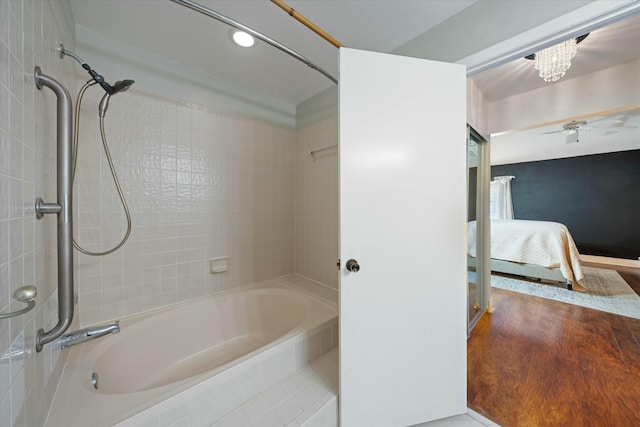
[346,259,360,273]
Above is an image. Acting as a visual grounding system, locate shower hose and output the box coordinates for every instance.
[72,80,132,256]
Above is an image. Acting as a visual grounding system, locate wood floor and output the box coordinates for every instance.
[619,269,640,297]
[467,268,640,427]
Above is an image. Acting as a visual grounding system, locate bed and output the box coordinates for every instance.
[468,219,586,292]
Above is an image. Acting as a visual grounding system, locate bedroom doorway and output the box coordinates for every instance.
[467,126,490,333]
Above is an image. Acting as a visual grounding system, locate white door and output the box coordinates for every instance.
[339,48,467,427]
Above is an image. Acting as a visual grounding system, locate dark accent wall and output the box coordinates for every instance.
[491,149,640,260]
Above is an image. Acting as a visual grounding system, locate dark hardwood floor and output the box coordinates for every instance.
[468,268,640,427]
[619,269,640,297]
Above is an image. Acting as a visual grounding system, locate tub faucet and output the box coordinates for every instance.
[60,321,120,348]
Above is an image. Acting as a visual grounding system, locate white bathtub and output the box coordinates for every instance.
[46,279,337,426]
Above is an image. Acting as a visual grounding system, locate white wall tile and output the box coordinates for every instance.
[0,85,8,134]
[0,44,8,100]
[0,389,10,427]
[0,130,10,176]
[9,218,22,260]
[0,220,8,267]
[10,366,24,425]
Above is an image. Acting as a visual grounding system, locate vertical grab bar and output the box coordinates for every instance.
[33,66,75,352]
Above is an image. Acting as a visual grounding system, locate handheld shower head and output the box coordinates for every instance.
[98,80,135,118]
[110,80,135,95]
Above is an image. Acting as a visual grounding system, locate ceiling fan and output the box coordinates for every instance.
[541,116,637,144]
[542,120,589,143]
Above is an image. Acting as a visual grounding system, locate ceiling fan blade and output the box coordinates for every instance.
[589,118,623,126]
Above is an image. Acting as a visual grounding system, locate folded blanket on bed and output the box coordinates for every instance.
[468,219,585,289]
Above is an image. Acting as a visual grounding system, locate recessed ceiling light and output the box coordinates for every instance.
[231,30,255,48]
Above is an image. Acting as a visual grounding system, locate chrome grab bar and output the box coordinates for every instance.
[33,66,75,352]
[0,286,37,319]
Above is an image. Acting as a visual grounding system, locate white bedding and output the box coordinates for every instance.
[468,219,585,290]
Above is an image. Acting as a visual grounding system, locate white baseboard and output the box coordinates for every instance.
[580,254,640,268]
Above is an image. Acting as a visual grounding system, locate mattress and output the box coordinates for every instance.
[468,219,585,290]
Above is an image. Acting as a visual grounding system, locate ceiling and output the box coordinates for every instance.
[69,0,476,106]
[69,1,640,107]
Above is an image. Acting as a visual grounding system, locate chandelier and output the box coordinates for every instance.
[525,34,588,83]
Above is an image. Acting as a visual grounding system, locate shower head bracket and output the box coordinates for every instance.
[57,43,85,65]
[57,43,134,95]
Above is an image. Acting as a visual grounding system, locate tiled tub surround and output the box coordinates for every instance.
[73,87,296,327]
[46,278,337,426]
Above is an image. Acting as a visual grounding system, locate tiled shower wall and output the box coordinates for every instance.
[75,89,296,326]
[74,87,340,325]
[295,115,339,289]
[0,0,77,425]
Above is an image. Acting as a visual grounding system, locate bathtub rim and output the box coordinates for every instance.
[85,276,336,330]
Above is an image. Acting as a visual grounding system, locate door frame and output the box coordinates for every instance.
[467,126,490,333]
[460,2,639,324]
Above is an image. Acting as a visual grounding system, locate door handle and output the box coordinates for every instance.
[346,259,360,272]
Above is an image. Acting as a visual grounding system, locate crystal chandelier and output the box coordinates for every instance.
[526,34,588,83]
[534,38,577,82]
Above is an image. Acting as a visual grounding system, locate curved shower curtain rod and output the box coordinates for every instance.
[169,0,338,85]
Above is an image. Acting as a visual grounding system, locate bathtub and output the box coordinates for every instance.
[46,279,337,426]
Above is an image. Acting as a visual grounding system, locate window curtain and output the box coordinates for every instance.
[489,176,515,220]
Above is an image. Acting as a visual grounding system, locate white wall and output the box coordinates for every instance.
[467,78,489,139]
[490,111,639,165]
[0,0,76,425]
